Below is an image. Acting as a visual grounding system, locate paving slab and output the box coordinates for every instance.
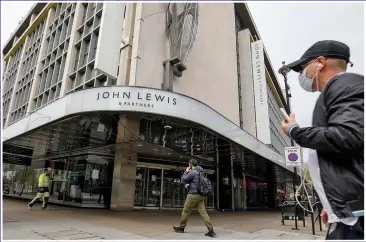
[3,197,326,240]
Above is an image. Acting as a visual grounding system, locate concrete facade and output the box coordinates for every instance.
[3,3,288,142]
[2,3,295,212]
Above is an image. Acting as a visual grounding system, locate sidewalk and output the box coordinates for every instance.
[3,197,326,240]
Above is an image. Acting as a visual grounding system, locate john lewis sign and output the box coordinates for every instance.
[251,40,271,145]
[96,90,177,108]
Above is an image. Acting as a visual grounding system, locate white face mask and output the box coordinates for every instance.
[298,61,320,92]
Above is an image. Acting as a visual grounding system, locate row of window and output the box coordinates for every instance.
[37,52,67,96]
[267,86,291,144]
[23,22,45,58]
[48,3,76,30]
[3,47,23,94]
[11,20,48,122]
[268,102,289,146]
[45,9,74,57]
[12,82,32,119]
[2,46,24,127]
[30,3,78,113]
[67,3,104,93]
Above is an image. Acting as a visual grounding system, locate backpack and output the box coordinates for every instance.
[198,171,213,196]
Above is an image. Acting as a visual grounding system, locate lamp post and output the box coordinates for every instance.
[278,61,292,116]
[278,62,299,221]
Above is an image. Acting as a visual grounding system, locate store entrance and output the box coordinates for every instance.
[134,166,162,208]
[134,162,216,209]
[162,168,187,208]
[246,176,269,208]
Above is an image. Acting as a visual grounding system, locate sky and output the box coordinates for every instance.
[1,1,36,45]
[1,2,364,162]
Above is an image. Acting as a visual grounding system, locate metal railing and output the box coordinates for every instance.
[280,200,323,235]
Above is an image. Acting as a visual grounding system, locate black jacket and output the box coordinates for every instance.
[291,73,364,219]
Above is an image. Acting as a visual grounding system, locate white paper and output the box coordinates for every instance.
[152,175,156,182]
[92,170,99,179]
[223,177,229,185]
[97,123,105,132]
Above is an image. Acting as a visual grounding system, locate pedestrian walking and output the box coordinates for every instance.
[281,40,364,240]
[28,167,52,210]
[173,159,216,237]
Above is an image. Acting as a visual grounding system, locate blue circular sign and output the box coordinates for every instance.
[288,153,298,162]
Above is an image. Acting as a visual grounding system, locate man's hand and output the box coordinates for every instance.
[281,113,298,135]
[39,188,44,192]
[320,208,328,224]
[185,167,191,172]
[185,184,189,189]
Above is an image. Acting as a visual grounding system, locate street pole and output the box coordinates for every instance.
[279,62,299,229]
[278,61,296,179]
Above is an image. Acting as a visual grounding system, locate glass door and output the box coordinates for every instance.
[145,167,162,207]
[134,165,162,208]
[162,168,186,208]
[134,166,146,207]
[233,177,246,211]
[246,176,269,208]
[134,164,216,209]
[205,172,216,209]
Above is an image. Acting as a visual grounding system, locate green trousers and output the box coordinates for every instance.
[180,194,213,230]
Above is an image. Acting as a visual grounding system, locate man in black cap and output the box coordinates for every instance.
[281,40,364,240]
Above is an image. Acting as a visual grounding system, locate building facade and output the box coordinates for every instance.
[2,2,296,211]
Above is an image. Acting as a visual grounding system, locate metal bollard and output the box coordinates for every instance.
[292,203,299,230]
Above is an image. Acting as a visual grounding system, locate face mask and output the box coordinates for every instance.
[298,61,320,92]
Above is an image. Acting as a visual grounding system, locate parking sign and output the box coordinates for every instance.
[284,147,302,166]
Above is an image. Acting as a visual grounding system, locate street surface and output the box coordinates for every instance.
[3,197,326,240]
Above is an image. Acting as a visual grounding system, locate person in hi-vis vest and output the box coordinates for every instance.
[28,168,52,210]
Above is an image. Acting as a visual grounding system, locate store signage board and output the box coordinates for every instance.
[251,40,271,144]
[3,86,295,173]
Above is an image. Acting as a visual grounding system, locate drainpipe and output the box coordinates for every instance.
[128,3,142,86]
[124,3,137,86]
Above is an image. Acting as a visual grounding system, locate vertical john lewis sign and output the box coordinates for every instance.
[251,40,271,144]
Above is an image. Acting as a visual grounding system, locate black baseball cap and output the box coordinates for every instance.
[285,40,351,73]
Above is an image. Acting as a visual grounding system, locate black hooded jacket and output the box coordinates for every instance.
[290,72,364,219]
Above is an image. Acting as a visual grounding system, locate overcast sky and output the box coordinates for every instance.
[1,2,364,162]
[1,1,35,45]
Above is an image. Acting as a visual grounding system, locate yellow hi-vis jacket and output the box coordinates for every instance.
[38,172,50,188]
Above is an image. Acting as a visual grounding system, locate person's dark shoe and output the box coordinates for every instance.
[205,230,216,237]
[173,226,185,233]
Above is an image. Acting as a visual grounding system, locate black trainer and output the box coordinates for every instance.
[173,226,185,233]
[205,230,216,237]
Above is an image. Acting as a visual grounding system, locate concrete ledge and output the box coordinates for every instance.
[3,194,107,209]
